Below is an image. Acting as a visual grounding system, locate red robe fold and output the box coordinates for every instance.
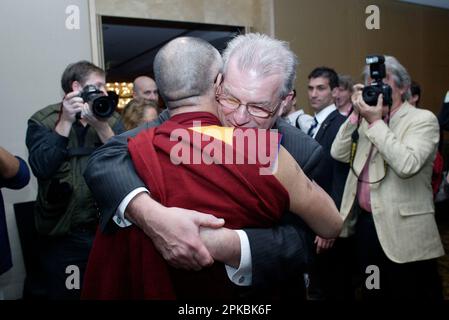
[82,111,289,300]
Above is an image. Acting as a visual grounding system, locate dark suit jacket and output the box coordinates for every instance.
[438,100,449,131]
[243,118,323,290]
[84,110,323,292]
[313,109,349,209]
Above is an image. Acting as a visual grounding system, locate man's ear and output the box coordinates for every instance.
[72,81,82,93]
[214,73,223,91]
[278,92,293,117]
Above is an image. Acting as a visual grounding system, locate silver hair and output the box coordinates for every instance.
[363,55,411,101]
[222,33,298,98]
[153,37,223,108]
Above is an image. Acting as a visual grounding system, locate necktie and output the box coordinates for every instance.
[307,116,318,137]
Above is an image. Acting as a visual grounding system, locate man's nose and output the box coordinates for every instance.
[233,104,250,125]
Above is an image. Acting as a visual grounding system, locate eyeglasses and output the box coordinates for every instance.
[216,93,283,119]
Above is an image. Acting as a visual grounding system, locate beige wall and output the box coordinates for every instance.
[95,0,274,35]
[274,0,449,115]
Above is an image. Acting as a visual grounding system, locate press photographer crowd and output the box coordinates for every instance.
[2,32,449,302]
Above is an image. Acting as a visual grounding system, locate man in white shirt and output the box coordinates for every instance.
[282,89,314,134]
[305,66,351,300]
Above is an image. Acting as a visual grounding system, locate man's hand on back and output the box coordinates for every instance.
[126,192,225,271]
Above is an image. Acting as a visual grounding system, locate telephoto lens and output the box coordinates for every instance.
[80,85,116,119]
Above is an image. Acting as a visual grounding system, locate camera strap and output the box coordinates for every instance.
[349,115,388,184]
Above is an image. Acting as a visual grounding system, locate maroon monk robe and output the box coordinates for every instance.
[82,111,289,300]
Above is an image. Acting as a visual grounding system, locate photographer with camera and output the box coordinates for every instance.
[331,55,444,300]
[25,60,124,299]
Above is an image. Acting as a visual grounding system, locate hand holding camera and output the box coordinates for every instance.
[57,85,117,140]
[79,85,116,119]
[352,89,384,124]
[78,85,117,142]
[61,91,85,123]
[351,55,392,124]
[362,55,392,107]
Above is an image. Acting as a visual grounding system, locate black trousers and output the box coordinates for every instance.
[307,236,357,300]
[38,228,95,300]
[354,209,443,300]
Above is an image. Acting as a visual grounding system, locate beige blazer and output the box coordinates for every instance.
[331,102,445,263]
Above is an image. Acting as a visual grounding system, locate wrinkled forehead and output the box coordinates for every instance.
[223,61,283,100]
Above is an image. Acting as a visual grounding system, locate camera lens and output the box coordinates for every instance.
[80,85,116,119]
[362,86,381,106]
[92,96,116,118]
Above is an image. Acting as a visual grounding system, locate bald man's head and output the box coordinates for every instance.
[153,37,222,109]
[133,76,159,103]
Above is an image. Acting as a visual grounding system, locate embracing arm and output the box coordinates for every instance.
[84,109,169,231]
[234,121,321,285]
[126,192,225,270]
[244,214,314,287]
[84,110,226,270]
[275,146,343,239]
[84,124,147,231]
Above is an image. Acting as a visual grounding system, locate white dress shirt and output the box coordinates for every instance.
[310,104,337,138]
[285,109,314,134]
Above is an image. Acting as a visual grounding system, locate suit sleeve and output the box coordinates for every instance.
[276,119,323,179]
[302,143,323,181]
[244,213,314,288]
[437,100,449,131]
[244,121,320,287]
[84,115,165,232]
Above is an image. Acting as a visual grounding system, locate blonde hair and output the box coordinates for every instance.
[122,99,160,130]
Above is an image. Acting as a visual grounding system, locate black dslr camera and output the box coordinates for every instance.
[80,85,117,119]
[362,55,393,107]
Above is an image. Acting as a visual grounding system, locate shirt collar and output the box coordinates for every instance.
[314,104,336,124]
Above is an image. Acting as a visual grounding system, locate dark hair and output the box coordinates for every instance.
[60,60,105,94]
[308,67,339,90]
[410,80,421,105]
